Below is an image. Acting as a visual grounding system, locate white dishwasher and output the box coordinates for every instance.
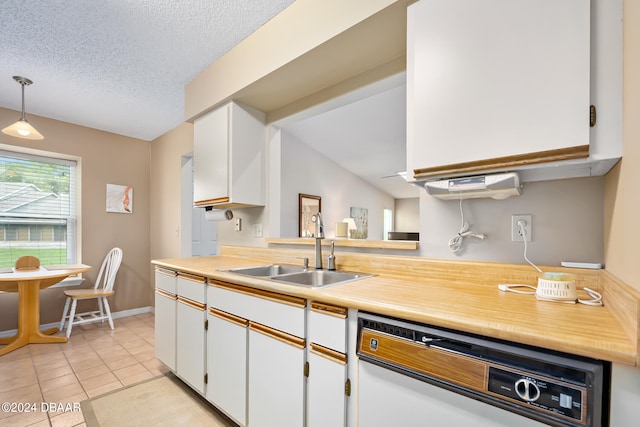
[357,312,609,427]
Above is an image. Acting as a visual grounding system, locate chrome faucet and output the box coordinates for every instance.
[312,213,324,269]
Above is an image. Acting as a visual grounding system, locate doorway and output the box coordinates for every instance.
[181,155,217,257]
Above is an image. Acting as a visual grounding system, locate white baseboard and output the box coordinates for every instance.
[0,306,153,338]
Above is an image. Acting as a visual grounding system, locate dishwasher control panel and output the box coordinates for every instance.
[488,366,585,423]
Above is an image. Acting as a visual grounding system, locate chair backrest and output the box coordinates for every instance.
[15,255,40,270]
[94,247,123,292]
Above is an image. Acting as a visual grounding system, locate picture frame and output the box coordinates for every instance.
[106,184,133,214]
[299,193,321,237]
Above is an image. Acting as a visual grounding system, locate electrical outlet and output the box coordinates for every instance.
[234,218,242,232]
[511,214,532,242]
[254,223,263,238]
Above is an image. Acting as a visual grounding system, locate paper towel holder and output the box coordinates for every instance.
[205,206,234,221]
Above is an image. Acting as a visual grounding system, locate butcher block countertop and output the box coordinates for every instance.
[152,246,639,366]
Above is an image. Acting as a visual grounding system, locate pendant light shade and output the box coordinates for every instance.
[2,76,44,140]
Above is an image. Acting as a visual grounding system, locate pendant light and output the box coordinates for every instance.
[2,76,44,140]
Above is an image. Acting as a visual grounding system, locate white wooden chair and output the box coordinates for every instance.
[59,247,123,337]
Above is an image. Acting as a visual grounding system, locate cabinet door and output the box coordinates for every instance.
[193,104,229,204]
[154,290,176,371]
[307,347,347,427]
[407,0,590,176]
[206,309,248,426]
[176,298,207,394]
[248,324,305,427]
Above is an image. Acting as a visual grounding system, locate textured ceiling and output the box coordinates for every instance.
[0,0,294,140]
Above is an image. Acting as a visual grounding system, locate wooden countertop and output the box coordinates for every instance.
[152,249,638,366]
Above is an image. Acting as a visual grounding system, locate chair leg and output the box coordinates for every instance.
[103,297,114,330]
[66,299,78,338]
[59,297,71,330]
[97,297,105,323]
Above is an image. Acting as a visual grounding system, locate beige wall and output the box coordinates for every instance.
[604,0,640,291]
[0,108,151,331]
[149,124,193,258]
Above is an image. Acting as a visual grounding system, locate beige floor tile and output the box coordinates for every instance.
[42,382,85,402]
[68,357,104,373]
[74,363,110,382]
[0,384,43,422]
[0,346,31,362]
[104,355,138,371]
[28,343,64,356]
[32,351,67,367]
[0,371,39,394]
[0,313,170,426]
[50,408,85,427]
[85,380,123,399]
[0,383,43,405]
[112,362,150,381]
[79,372,119,391]
[1,409,49,427]
[0,358,36,381]
[119,370,154,387]
[40,373,80,393]
[61,343,93,357]
[133,348,156,362]
[36,364,74,382]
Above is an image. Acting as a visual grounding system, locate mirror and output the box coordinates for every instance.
[299,194,321,237]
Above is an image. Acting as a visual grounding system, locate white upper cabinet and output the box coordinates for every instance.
[407,0,622,183]
[193,101,265,208]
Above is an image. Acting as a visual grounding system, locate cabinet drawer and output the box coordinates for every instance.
[176,273,206,304]
[308,302,347,353]
[208,281,305,337]
[155,268,177,293]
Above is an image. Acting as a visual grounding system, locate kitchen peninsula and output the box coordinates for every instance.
[152,245,638,427]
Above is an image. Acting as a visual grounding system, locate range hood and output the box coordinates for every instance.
[422,172,522,200]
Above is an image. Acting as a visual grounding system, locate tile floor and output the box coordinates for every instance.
[0,313,169,427]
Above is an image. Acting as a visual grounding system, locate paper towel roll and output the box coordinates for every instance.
[205,209,233,221]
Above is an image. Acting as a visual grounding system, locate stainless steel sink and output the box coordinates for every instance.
[270,270,372,288]
[224,264,371,288]
[226,264,306,277]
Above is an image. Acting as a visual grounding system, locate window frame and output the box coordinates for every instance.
[0,143,83,286]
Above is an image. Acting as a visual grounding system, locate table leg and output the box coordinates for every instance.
[0,280,67,356]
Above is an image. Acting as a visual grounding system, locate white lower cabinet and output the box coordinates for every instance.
[154,289,176,370]
[207,280,307,427]
[248,323,305,427]
[176,296,206,394]
[154,268,177,371]
[206,308,248,426]
[307,346,347,427]
[306,302,349,427]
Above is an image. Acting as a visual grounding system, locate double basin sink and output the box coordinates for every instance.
[224,264,372,288]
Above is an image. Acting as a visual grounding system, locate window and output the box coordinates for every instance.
[0,149,78,268]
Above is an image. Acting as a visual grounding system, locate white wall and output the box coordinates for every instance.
[278,129,394,239]
[419,176,604,266]
[394,198,419,232]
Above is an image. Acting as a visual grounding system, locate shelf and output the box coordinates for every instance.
[265,238,418,251]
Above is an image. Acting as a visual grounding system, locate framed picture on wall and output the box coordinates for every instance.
[299,193,321,237]
[106,184,133,214]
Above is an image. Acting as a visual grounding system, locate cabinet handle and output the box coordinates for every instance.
[155,288,177,300]
[413,145,590,180]
[249,321,306,349]
[177,272,207,284]
[194,197,229,207]
[310,343,347,365]
[177,296,206,311]
[210,280,306,309]
[208,307,249,327]
[155,267,177,277]
[310,302,347,318]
